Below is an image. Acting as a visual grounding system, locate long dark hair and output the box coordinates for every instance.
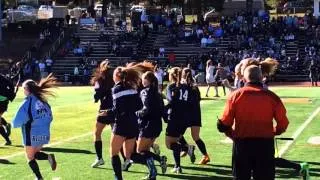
[142,71,158,90]
[114,66,141,90]
[91,59,114,89]
[23,73,58,103]
[181,68,194,85]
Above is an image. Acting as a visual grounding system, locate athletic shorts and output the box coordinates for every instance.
[0,100,9,114]
[97,114,114,125]
[188,119,202,127]
[113,123,138,139]
[139,127,161,139]
[166,123,187,138]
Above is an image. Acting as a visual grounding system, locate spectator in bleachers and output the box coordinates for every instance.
[201,36,208,48]
[168,52,176,66]
[45,57,53,74]
[38,61,47,78]
[159,47,165,57]
[74,46,84,56]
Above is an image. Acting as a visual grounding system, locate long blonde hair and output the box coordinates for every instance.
[169,67,181,86]
[239,58,279,77]
[23,73,58,103]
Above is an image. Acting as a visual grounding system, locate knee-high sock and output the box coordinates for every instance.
[179,136,188,149]
[143,151,161,162]
[111,155,123,180]
[94,141,103,160]
[131,152,146,165]
[275,158,301,171]
[35,152,49,160]
[0,126,10,142]
[0,117,8,126]
[170,143,181,167]
[196,139,208,156]
[28,159,43,179]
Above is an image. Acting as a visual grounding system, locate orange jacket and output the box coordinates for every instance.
[221,83,289,138]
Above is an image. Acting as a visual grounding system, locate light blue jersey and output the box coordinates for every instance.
[12,95,53,147]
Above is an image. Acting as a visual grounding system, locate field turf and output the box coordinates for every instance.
[0,86,319,180]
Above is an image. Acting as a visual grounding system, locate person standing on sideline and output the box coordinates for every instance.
[309,61,318,86]
[154,64,164,93]
[217,65,289,180]
[205,60,216,97]
[12,74,58,180]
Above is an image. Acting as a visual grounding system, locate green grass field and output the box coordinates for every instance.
[0,86,320,180]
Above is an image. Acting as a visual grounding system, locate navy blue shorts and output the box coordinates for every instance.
[113,123,138,139]
[166,123,187,138]
[97,114,114,125]
[139,127,161,139]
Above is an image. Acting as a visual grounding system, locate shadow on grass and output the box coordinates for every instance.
[11,145,24,148]
[42,147,94,154]
[162,174,232,180]
[0,159,15,164]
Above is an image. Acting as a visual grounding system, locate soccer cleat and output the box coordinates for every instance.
[4,140,11,146]
[180,151,187,157]
[171,166,182,174]
[122,159,132,171]
[199,155,210,165]
[6,123,11,136]
[48,154,57,171]
[152,143,160,155]
[187,145,196,164]
[214,95,220,97]
[91,158,105,168]
[160,156,167,174]
[299,162,310,180]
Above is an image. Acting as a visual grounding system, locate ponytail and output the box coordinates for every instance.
[23,73,58,103]
[259,58,279,76]
[115,66,141,89]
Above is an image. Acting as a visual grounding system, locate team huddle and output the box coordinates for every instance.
[1,57,304,180]
[90,60,210,180]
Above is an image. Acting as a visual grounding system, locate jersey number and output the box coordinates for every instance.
[179,90,188,101]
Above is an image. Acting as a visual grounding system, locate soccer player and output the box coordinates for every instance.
[213,63,227,97]
[100,66,143,180]
[129,71,167,179]
[90,60,115,168]
[179,68,210,165]
[205,60,217,97]
[165,67,196,174]
[0,74,17,145]
[12,74,57,180]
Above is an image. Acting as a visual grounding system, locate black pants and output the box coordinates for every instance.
[232,138,275,180]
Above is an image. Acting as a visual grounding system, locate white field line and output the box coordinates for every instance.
[0,132,93,159]
[278,107,320,157]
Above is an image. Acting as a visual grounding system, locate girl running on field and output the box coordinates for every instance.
[90,60,115,168]
[12,74,57,180]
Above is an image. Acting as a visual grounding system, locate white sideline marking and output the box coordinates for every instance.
[0,132,93,159]
[278,107,320,157]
